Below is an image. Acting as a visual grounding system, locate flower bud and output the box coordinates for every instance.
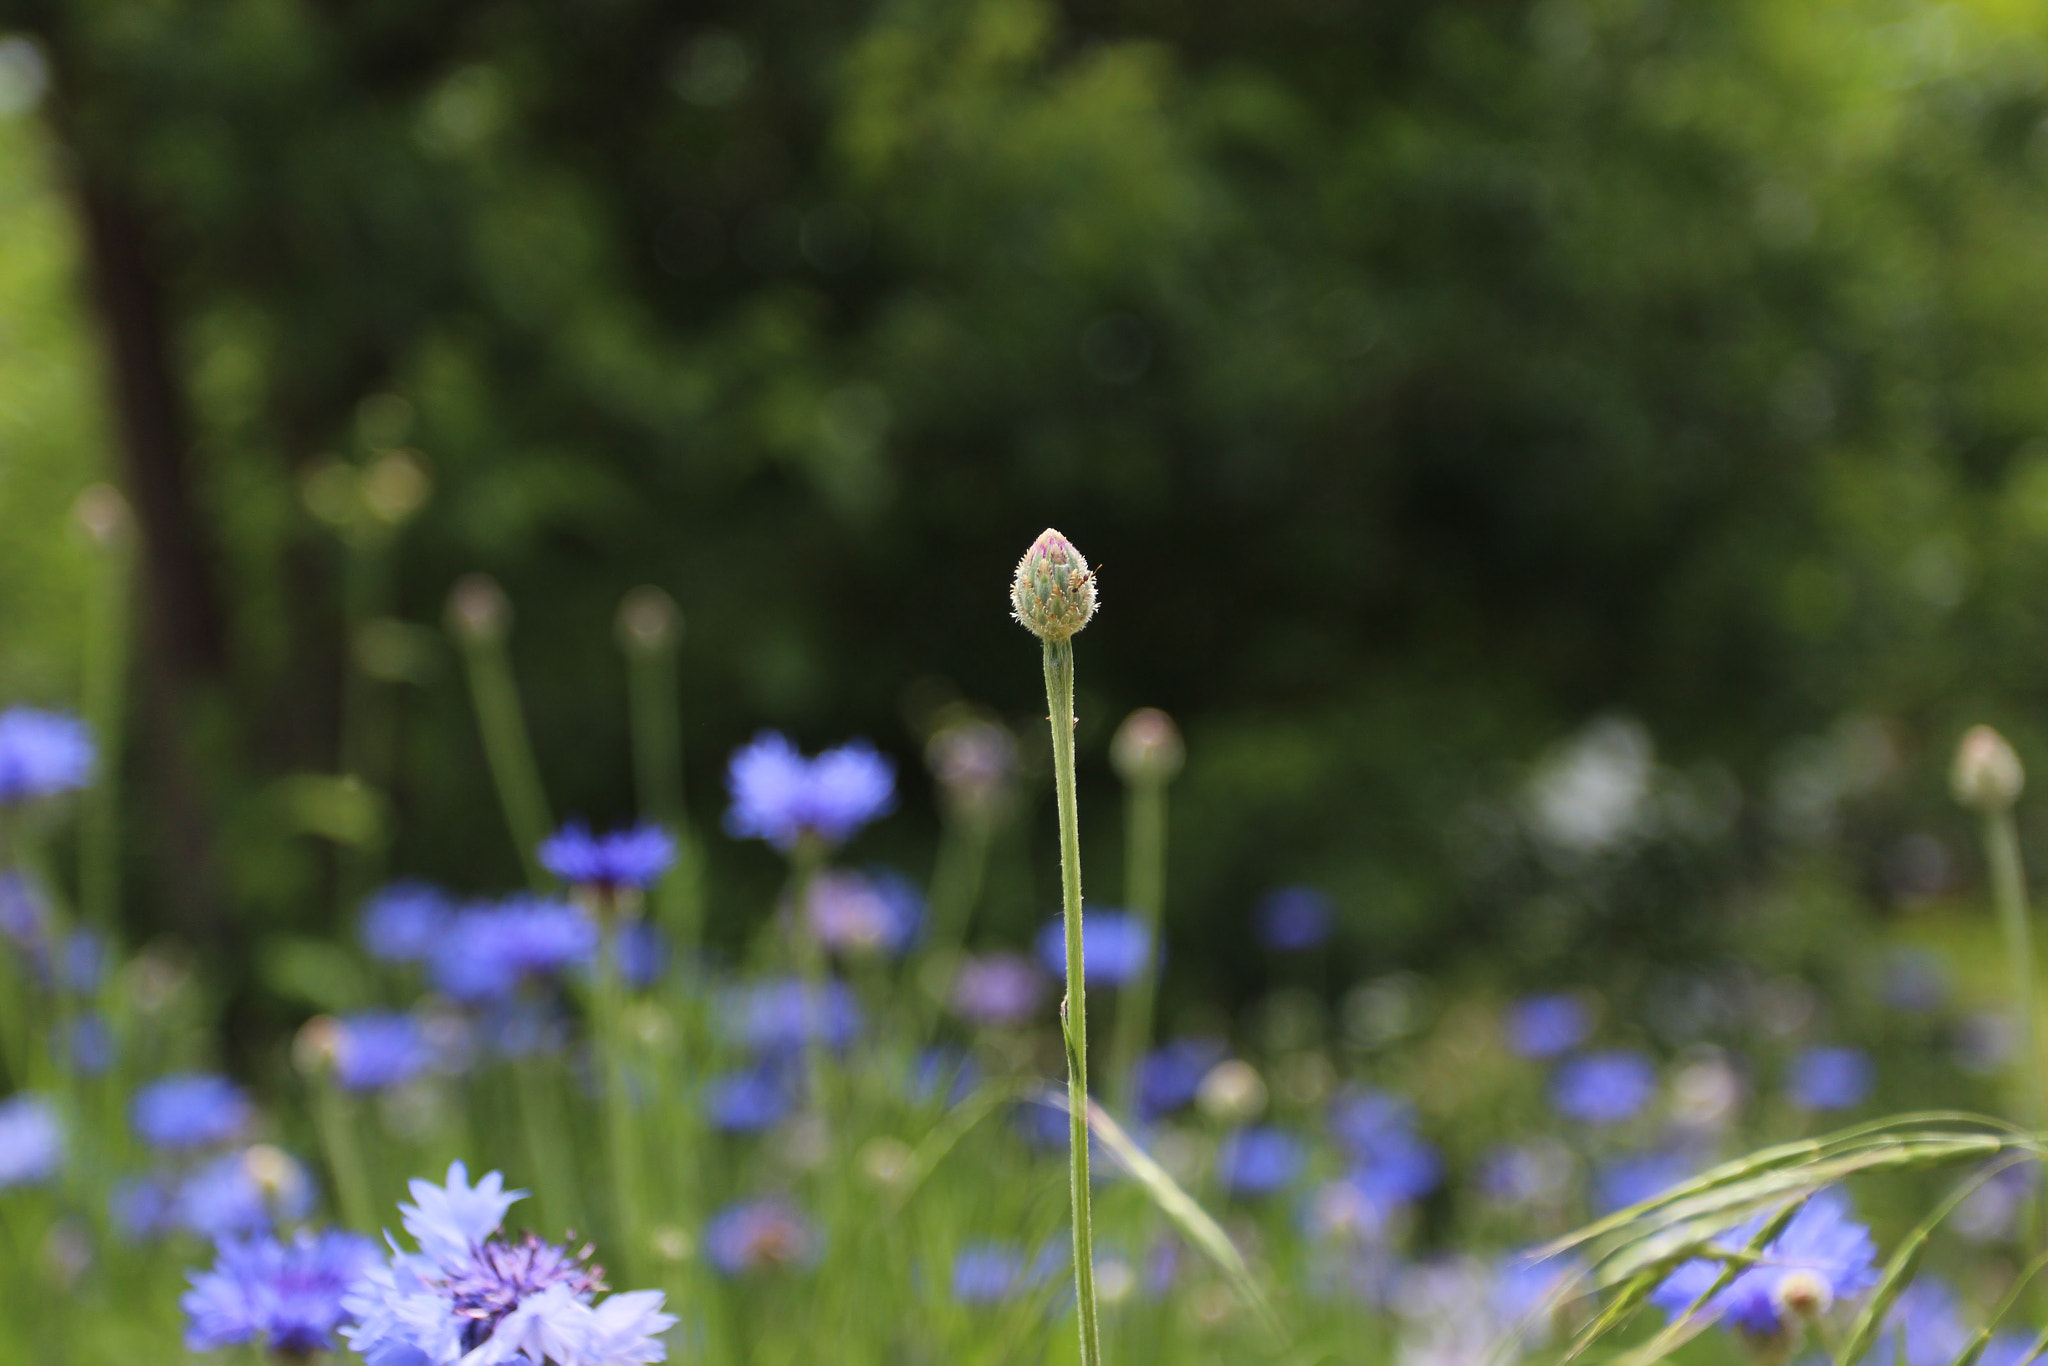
[293,1015,342,1077]
[71,483,131,547]
[1110,708,1184,784]
[926,717,1017,818]
[1010,528,1098,643]
[445,573,511,645]
[1952,725,2024,813]
[616,585,681,657]
[1196,1059,1267,1125]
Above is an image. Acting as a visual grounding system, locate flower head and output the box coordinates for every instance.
[1035,909,1155,986]
[1953,726,2025,813]
[1110,708,1184,785]
[172,1146,315,1238]
[703,1068,793,1134]
[949,952,1049,1027]
[342,1161,676,1366]
[1552,1050,1658,1125]
[0,708,93,803]
[1650,1189,1879,1337]
[431,897,598,1003]
[717,977,862,1057]
[1505,995,1592,1059]
[926,718,1017,819]
[540,821,677,892]
[1135,1039,1230,1121]
[801,868,922,956]
[1254,885,1335,952]
[182,1228,381,1355]
[1787,1047,1874,1112]
[952,1243,1030,1305]
[1329,1090,1443,1205]
[359,881,455,963]
[724,732,896,852]
[1010,528,1098,643]
[333,1011,434,1092]
[132,1074,253,1153]
[704,1198,820,1276]
[1217,1127,1305,1198]
[0,1094,61,1188]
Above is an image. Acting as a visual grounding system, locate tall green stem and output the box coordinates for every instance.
[1986,805,2048,1248]
[312,1077,375,1232]
[77,499,129,935]
[592,920,644,1281]
[623,625,699,952]
[456,631,553,888]
[1042,638,1102,1366]
[1111,774,1167,1119]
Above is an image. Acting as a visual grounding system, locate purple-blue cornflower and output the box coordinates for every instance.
[1981,1333,2048,1366]
[0,1094,62,1188]
[1861,1279,1967,1366]
[1882,949,1949,1015]
[65,1013,115,1075]
[952,1243,1029,1304]
[183,1228,381,1355]
[343,1161,676,1364]
[1217,1127,1306,1198]
[1552,1050,1658,1125]
[133,1074,253,1152]
[1329,1090,1442,1204]
[1135,1039,1230,1121]
[1478,1142,1572,1208]
[717,977,861,1056]
[1036,909,1154,986]
[0,871,43,959]
[705,1197,821,1276]
[1650,1188,1879,1335]
[704,1069,793,1133]
[431,897,599,1003]
[333,1012,433,1092]
[1788,1047,1874,1112]
[612,920,669,990]
[802,868,922,956]
[540,820,677,892]
[1505,994,1593,1059]
[949,952,1048,1026]
[1254,886,1335,951]
[172,1147,315,1239]
[911,1047,980,1108]
[724,731,896,851]
[358,881,454,964]
[0,708,93,803]
[1596,1150,1698,1214]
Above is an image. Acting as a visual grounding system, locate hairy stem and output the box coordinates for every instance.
[1111,774,1167,1119]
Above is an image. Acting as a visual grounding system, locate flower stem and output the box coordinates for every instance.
[623,623,700,954]
[311,1077,374,1232]
[1042,638,1103,1366]
[454,630,553,890]
[1984,805,2048,1247]
[77,508,129,937]
[1111,771,1167,1119]
[592,926,644,1282]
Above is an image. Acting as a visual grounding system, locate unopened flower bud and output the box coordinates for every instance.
[616,586,681,657]
[446,573,511,645]
[1010,528,1098,643]
[927,718,1017,817]
[1952,725,2024,813]
[1110,708,1184,784]
[1773,1269,1832,1321]
[293,1015,343,1077]
[1196,1059,1267,1125]
[72,484,131,547]
[362,449,432,526]
[243,1144,302,1203]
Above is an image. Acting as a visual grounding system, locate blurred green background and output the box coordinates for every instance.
[5,0,2048,1031]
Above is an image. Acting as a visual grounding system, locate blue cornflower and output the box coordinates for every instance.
[343,1161,676,1365]
[1013,1097,1074,1150]
[65,1013,115,1075]
[1882,949,1949,1014]
[1035,909,1155,986]
[1329,1090,1442,1204]
[1788,1047,1874,1112]
[1861,1279,1967,1366]
[704,1197,820,1276]
[133,1074,253,1152]
[1505,994,1593,1059]
[333,1012,433,1092]
[952,1243,1029,1304]
[540,820,677,892]
[431,897,599,1003]
[910,1047,980,1108]
[183,1228,381,1355]
[0,1094,62,1188]
[1477,1142,1572,1208]
[1596,1150,1698,1214]
[724,731,896,851]
[1982,1333,2048,1366]
[704,1068,793,1133]
[612,920,669,989]
[1552,1050,1658,1125]
[1651,1188,1879,1335]
[802,867,922,956]
[717,977,861,1056]
[1217,1127,1306,1198]
[0,708,93,803]
[949,952,1048,1026]
[358,881,454,963]
[1135,1038,1230,1121]
[1254,886,1335,951]
[172,1147,315,1239]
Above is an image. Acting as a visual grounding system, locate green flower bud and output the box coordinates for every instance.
[616,585,682,657]
[446,572,510,645]
[1110,708,1184,784]
[1952,725,2024,813]
[1010,528,1098,643]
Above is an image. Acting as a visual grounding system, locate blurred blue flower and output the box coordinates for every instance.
[112,1176,175,1240]
[65,1013,115,1075]
[724,731,896,851]
[357,881,454,964]
[172,1147,315,1239]
[1013,1096,1074,1150]
[0,871,42,954]
[1596,1150,1697,1214]
[334,1012,433,1092]
[1135,1038,1229,1121]
[1955,1161,2037,1244]
[0,1094,62,1188]
[1882,949,1950,1014]
[949,952,1048,1027]
[1036,909,1155,986]
[1217,1127,1306,1198]
[344,1161,675,1365]
[1493,1251,1584,1326]
[182,1228,381,1355]
[1505,994,1592,1059]
[803,867,923,956]
[1787,1047,1874,1112]
[0,708,93,803]
[1860,1279,1967,1366]
[540,820,677,891]
[705,1197,820,1276]
[911,1047,980,1108]
[952,1243,1029,1304]
[612,919,669,989]
[1651,1188,1879,1335]
[1981,1332,2048,1366]
[431,897,598,1003]
[1551,1051,1657,1125]
[1478,1142,1571,1208]
[704,1068,793,1133]
[133,1074,252,1152]
[1329,1090,1442,1204]
[1254,886,1335,952]
[718,977,862,1056]
[60,929,104,994]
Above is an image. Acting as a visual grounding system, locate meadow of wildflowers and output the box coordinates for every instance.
[7,527,2048,1366]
